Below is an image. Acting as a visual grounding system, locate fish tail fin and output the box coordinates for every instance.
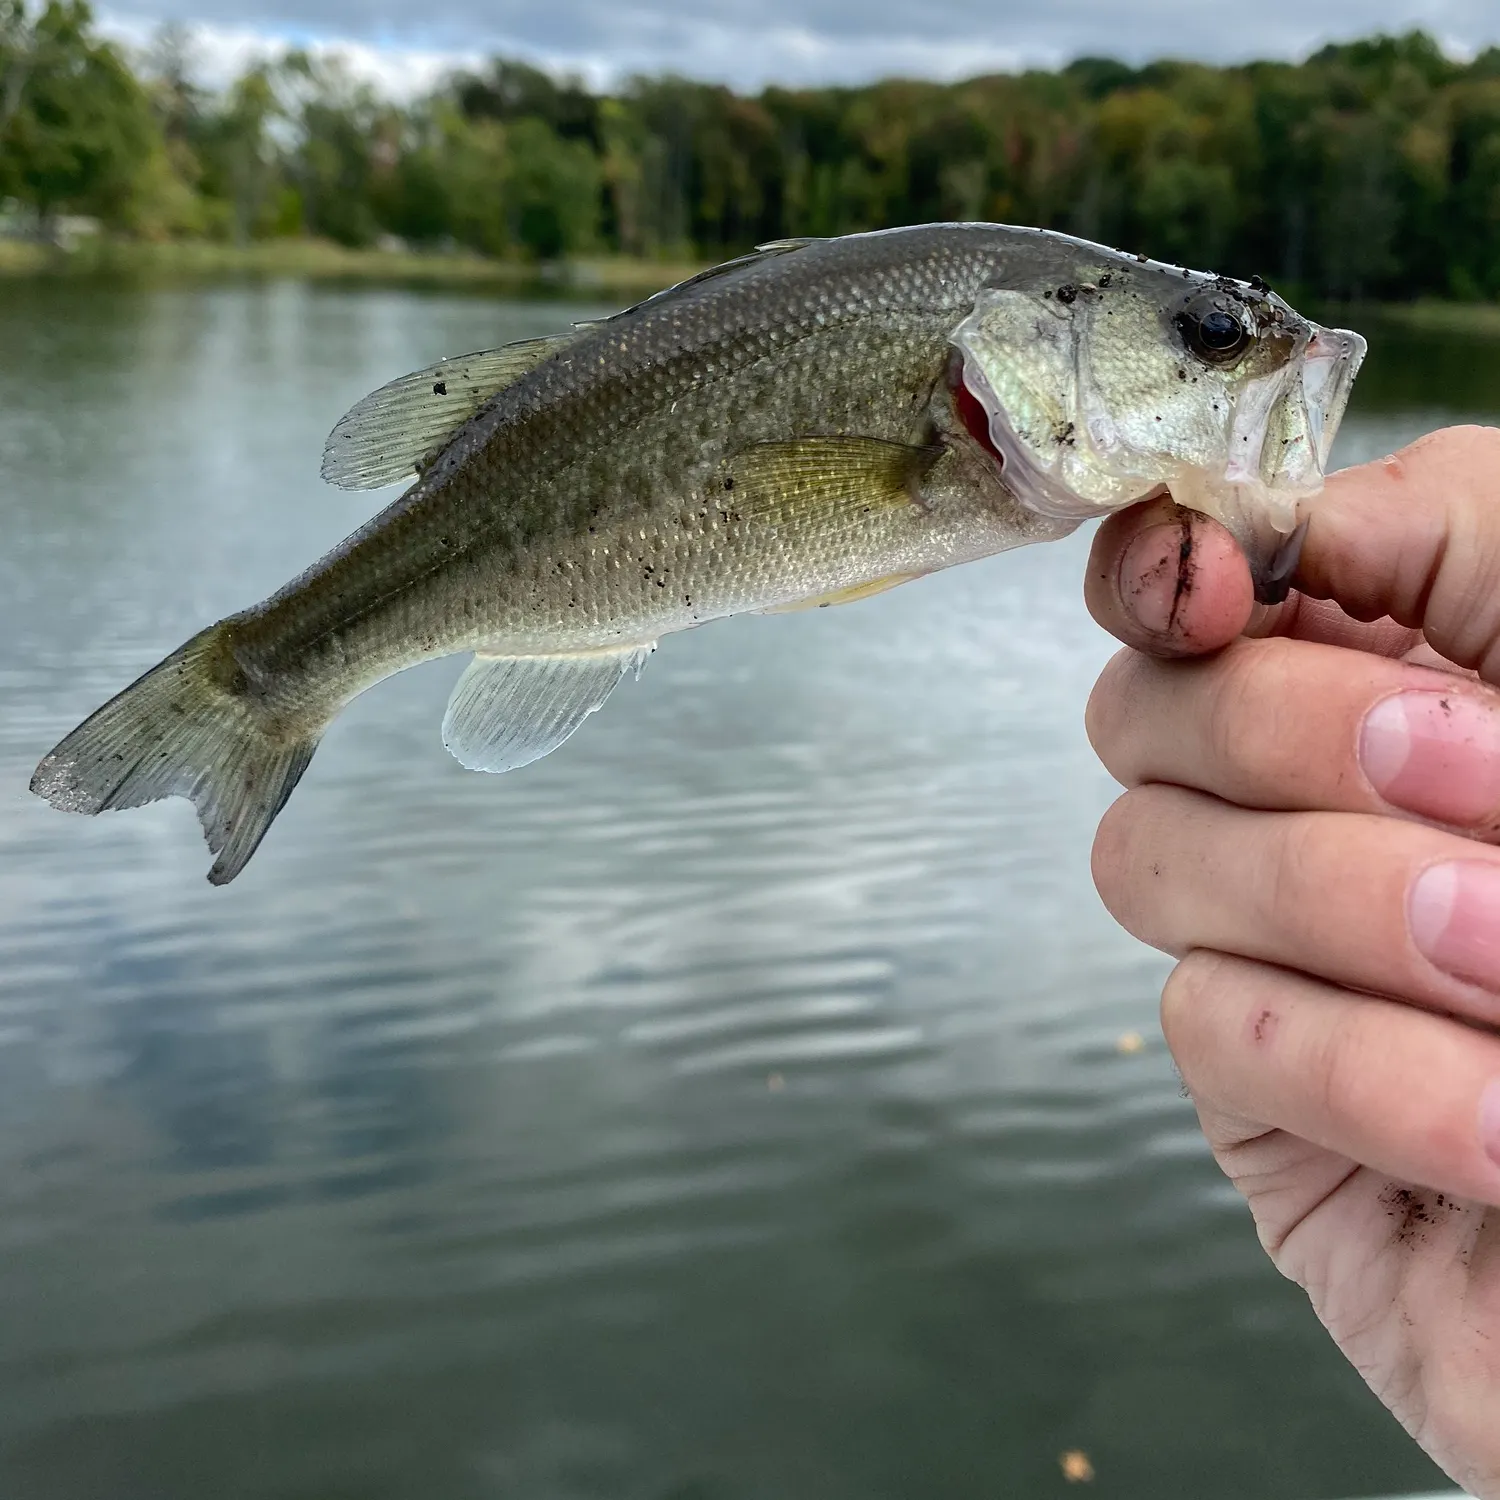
[30,623,320,885]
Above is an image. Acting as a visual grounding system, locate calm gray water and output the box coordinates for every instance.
[0,280,1489,1500]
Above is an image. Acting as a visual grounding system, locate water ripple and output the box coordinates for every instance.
[0,283,1475,1500]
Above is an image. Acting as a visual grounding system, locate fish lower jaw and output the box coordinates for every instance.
[1167,470,1307,541]
[1161,470,1321,603]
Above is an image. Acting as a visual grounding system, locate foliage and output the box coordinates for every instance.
[3,9,1500,299]
[0,0,157,221]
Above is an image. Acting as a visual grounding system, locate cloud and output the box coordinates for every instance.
[99,14,487,96]
[98,0,1500,95]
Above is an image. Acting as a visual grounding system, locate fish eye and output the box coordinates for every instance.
[1175,301,1253,365]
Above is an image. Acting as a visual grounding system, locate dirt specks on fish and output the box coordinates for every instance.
[31,222,1367,882]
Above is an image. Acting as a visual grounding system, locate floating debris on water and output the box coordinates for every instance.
[1060,1449,1095,1482]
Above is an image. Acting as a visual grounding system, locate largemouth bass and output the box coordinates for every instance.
[32,223,1365,883]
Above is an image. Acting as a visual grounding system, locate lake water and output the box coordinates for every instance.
[0,279,1491,1500]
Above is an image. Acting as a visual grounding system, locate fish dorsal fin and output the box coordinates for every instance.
[723,436,940,528]
[321,334,576,491]
[759,572,922,614]
[575,240,821,330]
[441,643,655,774]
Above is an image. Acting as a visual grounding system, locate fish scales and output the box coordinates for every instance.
[30,223,1366,881]
[242,228,1018,692]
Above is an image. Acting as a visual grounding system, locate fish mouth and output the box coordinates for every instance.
[1300,326,1366,469]
[950,309,1366,605]
[1248,325,1368,606]
[1200,323,1367,604]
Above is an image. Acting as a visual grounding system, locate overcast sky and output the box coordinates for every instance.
[97,0,1500,95]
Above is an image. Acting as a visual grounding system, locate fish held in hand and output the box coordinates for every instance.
[31,224,1365,882]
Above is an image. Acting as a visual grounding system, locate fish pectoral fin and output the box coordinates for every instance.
[723,437,941,528]
[321,334,578,491]
[759,572,923,614]
[440,643,655,774]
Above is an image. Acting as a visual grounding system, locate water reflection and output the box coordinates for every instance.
[0,280,1481,1499]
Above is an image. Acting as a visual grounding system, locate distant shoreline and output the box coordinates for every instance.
[1363,300,1500,337]
[0,237,704,301]
[3,238,1499,336]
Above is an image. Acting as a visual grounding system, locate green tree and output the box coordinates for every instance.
[1446,79,1500,296]
[394,102,512,253]
[454,58,599,146]
[0,0,159,228]
[2,19,1499,302]
[277,52,382,246]
[504,114,599,258]
[597,96,650,254]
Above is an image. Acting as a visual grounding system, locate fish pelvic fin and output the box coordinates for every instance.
[30,625,321,886]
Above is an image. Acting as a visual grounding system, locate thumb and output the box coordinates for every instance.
[1085,494,1257,657]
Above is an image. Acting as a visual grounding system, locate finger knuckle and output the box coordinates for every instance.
[1204,638,1302,778]
[1257,814,1323,932]
[1360,428,1500,677]
[1160,949,1228,1064]
[1439,511,1500,679]
[1438,422,1500,460]
[1402,424,1500,472]
[1304,998,1484,1186]
[1309,1003,1374,1126]
[1407,1095,1477,1180]
[1084,649,1143,770]
[1091,791,1149,926]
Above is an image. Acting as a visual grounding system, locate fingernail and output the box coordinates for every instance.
[1482,1081,1500,1170]
[1360,690,1500,826]
[1118,523,1188,635]
[1410,861,1500,993]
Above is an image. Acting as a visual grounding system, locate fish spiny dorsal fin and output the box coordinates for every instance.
[722,436,940,529]
[573,240,822,330]
[320,334,578,491]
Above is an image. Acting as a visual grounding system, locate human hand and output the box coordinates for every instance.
[1085,426,1500,1497]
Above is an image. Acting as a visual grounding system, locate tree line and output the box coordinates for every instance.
[3,2,1500,299]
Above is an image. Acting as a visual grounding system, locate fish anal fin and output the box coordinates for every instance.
[760,573,922,614]
[441,643,654,774]
[723,437,940,528]
[321,334,577,491]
